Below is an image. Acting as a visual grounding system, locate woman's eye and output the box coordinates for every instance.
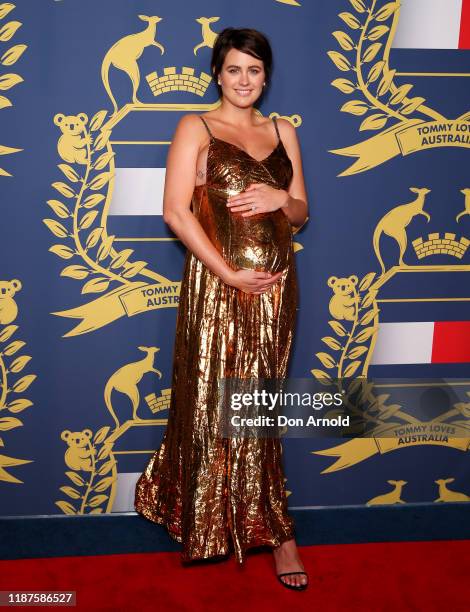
[226,68,260,74]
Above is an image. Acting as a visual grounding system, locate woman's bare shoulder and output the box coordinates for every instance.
[173,113,208,148]
[275,117,303,165]
[275,117,297,138]
[175,112,206,132]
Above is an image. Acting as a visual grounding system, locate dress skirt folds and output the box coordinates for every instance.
[134,115,298,564]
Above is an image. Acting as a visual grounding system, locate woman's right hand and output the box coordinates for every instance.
[223,268,285,294]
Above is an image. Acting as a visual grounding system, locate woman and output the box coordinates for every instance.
[135,27,309,590]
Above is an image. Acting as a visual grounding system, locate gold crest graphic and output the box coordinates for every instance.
[44,16,304,336]
[44,107,177,337]
[311,179,470,474]
[56,345,171,515]
[312,262,470,473]
[328,0,470,175]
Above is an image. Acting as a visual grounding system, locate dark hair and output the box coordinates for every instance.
[211,28,273,99]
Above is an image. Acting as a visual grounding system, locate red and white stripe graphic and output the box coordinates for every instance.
[392,0,470,49]
[371,321,470,365]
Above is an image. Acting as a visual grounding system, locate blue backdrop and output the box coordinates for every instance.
[1,0,469,517]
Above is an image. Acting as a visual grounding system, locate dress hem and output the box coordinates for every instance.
[135,500,295,565]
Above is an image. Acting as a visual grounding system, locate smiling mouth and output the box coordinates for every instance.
[235,89,253,95]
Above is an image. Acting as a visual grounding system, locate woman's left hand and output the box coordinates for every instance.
[226,183,289,217]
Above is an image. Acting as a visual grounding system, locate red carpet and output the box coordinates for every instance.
[1,540,469,611]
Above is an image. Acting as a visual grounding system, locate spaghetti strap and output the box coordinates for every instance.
[199,115,214,139]
[272,116,281,143]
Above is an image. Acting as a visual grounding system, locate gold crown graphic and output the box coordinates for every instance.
[145,66,212,97]
[412,233,470,259]
[145,389,171,413]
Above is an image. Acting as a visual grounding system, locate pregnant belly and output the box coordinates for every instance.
[229,210,292,273]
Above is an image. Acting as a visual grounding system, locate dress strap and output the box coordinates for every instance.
[272,116,281,143]
[199,116,214,139]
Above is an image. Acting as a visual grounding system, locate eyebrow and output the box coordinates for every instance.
[225,64,262,69]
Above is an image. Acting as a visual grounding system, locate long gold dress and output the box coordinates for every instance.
[134,114,298,564]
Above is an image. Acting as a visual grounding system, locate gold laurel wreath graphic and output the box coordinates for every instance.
[312,271,378,381]
[0,318,36,483]
[0,2,27,177]
[310,271,421,430]
[311,271,392,429]
[56,425,117,515]
[328,0,444,132]
[45,108,178,336]
[310,270,443,429]
[45,110,154,298]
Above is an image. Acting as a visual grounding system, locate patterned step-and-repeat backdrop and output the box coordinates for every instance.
[1,0,469,517]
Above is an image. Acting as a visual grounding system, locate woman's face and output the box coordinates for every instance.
[217,48,265,107]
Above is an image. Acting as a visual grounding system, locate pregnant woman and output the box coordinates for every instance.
[135,27,309,590]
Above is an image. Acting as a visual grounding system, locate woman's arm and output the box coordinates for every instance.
[163,114,235,284]
[276,118,309,228]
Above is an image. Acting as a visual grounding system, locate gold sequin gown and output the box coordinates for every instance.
[134,115,298,564]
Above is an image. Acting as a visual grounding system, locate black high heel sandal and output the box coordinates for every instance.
[277,571,309,591]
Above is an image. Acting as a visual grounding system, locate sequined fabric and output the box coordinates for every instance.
[134,115,298,564]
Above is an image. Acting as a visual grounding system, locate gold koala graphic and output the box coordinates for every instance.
[61,429,95,472]
[0,279,22,325]
[54,113,92,165]
[327,275,358,321]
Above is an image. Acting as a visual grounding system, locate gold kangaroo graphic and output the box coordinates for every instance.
[194,17,220,55]
[101,15,165,114]
[104,346,162,429]
[435,478,470,502]
[366,479,407,506]
[456,188,470,222]
[373,187,431,275]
